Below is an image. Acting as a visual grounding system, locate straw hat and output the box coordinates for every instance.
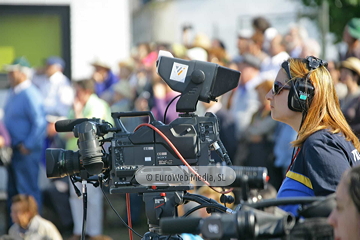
[90,59,111,70]
[341,57,360,76]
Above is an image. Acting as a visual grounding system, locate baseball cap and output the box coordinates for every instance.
[240,54,262,69]
[187,47,208,62]
[347,18,360,40]
[237,29,253,39]
[3,57,31,72]
[113,81,134,99]
[46,56,65,69]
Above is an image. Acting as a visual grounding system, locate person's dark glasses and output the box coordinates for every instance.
[272,81,291,95]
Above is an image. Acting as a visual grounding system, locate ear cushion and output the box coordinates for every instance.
[288,78,315,112]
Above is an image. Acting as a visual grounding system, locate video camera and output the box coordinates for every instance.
[46,50,268,193]
[45,51,274,240]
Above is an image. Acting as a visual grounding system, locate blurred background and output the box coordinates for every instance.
[0,0,359,239]
[0,0,358,110]
[0,0,358,81]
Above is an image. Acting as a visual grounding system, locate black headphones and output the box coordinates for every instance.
[283,56,328,113]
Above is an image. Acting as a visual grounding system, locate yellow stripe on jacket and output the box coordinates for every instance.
[286,171,313,189]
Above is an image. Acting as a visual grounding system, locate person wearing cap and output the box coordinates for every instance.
[342,18,360,61]
[32,57,75,233]
[32,56,74,140]
[284,23,309,58]
[339,57,360,137]
[236,28,253,56]
[3,57,47,228]
[90,59,119,100]
[33,56,74,119]
[110,81,136,130]
[260,33,290,81]
[111,81,133,111]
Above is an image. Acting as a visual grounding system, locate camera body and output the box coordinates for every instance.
[109,111,221,189]
[47,51,241,192]
[46,110,223,193]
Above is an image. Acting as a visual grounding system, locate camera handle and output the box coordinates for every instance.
[141,191,185,240]
[111,111,157,133]
[140,189,235,240]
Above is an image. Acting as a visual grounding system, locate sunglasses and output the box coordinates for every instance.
[272,81,291,95]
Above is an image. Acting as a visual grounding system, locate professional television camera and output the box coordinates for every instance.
[46,50,268,190]
[45,51,269,239]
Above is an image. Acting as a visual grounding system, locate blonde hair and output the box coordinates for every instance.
[288,58,360,151]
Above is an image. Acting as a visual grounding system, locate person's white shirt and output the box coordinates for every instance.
[8,215,63,240]
[260,51,290,81]
[230,75,261,140]
[32,71,74,118]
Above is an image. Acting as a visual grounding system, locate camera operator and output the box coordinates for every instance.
[327,164,360,240]
[265,56,360,215]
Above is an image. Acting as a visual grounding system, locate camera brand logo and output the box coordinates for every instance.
[207,224,220,234]
[170,62,188,83]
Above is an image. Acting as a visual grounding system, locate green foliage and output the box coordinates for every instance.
[301,0,360,42]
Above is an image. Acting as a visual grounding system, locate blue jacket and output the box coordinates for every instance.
[277,129,360,215]
[4,84,46,151]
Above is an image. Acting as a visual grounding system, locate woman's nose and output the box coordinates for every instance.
[265,89,273,100]
[327,210,336,227]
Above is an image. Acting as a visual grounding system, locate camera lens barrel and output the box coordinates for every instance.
[201,210,257,239]
[76,122,104,175]
[228,166,268,189]
[46,149,80,178]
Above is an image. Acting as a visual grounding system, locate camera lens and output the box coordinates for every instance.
[46,148,81,178]
[236,210,258,239]
[229,166,268,189]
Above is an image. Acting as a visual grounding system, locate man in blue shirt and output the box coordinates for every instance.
[90,59,118,102]
[3,57,47,228]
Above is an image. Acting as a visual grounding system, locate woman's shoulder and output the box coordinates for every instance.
[306,129,342,139]
[304,129,355,151]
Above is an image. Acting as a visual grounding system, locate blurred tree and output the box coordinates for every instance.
[301,0,360,42]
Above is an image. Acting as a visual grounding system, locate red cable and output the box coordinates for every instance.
[286,148,301,173]
[134,123,233,194]
[126,193,133,240]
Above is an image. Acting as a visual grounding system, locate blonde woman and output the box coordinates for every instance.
[265,56,360,215]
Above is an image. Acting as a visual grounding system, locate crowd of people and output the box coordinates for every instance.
[0,15,360,240]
